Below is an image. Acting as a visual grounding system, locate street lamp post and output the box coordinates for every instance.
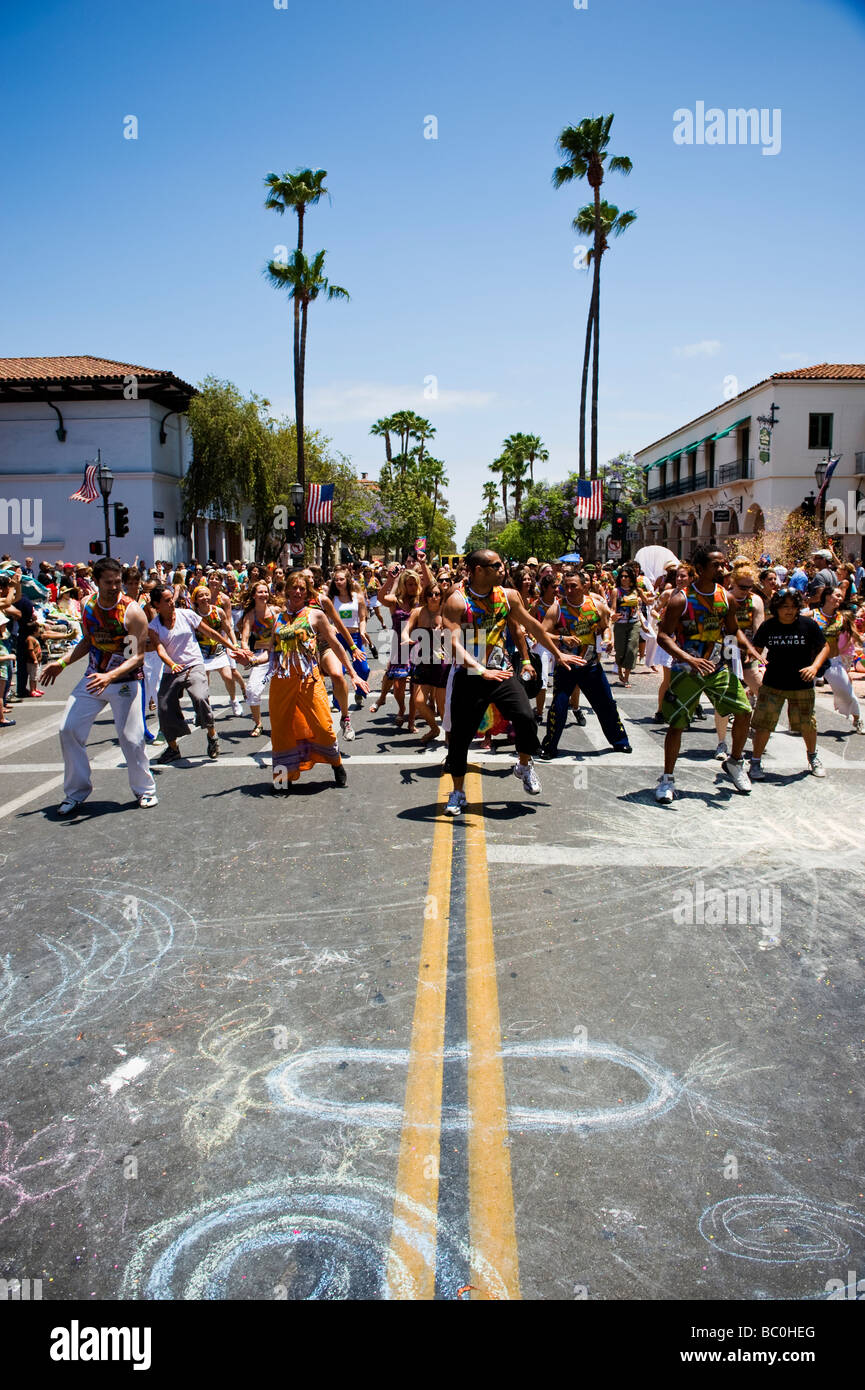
[814,458,827,534]
[95,449,114,558]
[606,469,624,559]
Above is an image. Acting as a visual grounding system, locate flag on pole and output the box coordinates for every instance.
[572,478,603,521]
[69,464,99,503]
[816,455,840,506]
[306,483,334,524]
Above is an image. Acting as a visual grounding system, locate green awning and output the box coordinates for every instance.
[710,415,750,441]
[643,453,668,473]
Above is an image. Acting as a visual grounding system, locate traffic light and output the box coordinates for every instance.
[89,541,103,555]
[611,509,626,540]
[114,503,130,538]
[287,515,305,543]
[801,493,816,519]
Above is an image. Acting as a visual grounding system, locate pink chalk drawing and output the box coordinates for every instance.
[0,1119,102,1226]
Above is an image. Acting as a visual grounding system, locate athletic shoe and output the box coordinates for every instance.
[138,793,159,809]
[808,753,826,778]
[693,704,706,720]
[748,758,766,781]
[333,764,348,787]
[652,710,665,723]
[722,757,752,794]
[340,714,355,741]
[516,759,542,795]
[534,711,544,724]
[152,730,167,745]
[207,734,220,760]
[156,744,181,764]
[0,718,16,727]
[353,694,365,710]
[714,740,729,760]
[654,774,675,804]
[144,729,157,744]
[574,708,587,727]
[613,740,633,754]
[538,744,556,760]
[57,798,81,817]
[445,790,466,816]
[231,700,244,716]
[852,717,865,735]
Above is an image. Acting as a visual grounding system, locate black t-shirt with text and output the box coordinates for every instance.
[752,615,827,690]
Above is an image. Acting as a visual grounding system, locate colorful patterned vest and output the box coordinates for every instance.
[462,585,510,670]
[557,594,604,661]
[249,609,276,651]
[677,583,728,661]
[196,605,225,655]
[734,593,756,636]
[82,593,142,678]
[271,607,318,678]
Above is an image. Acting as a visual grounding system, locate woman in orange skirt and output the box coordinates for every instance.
[266,572,368,792]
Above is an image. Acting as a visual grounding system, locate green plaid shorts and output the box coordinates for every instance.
[662,664,752,731]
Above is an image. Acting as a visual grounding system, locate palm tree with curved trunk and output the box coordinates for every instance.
[502,436,531,520]
[553,117,632,493]
[264,168,329,490]
[572,199,637,518]
[264,249,349,490]
[370,416,395,464]
[489,452,515,523]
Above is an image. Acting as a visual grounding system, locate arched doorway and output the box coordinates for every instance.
[744,503,765,536]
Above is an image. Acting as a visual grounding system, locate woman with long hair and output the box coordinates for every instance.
[406,579,449,743]
[238,581,280,736]
[264,572,368,792]
[611,566,641,687]
[812,585,865,733]
[328,567,371,712]
[372,565,422,726]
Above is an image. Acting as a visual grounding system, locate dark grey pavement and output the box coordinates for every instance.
[0,658,863,1302]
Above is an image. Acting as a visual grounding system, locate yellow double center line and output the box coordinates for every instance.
[386,770,520,1300]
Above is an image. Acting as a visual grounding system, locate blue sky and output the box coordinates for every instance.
[2,0,864,542]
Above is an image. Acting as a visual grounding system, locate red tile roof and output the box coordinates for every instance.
[637,364,865,458]
[0,355,194,391]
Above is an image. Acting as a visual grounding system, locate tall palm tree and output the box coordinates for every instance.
[553,117,632,490]
[572,199,637,512]
[423,456,448,517]
[522,433,549,487]
[264,169,329,491]
[264,248,349,489]
[412,416,436,466]
[482,481,499,538]
[502,436,530,520]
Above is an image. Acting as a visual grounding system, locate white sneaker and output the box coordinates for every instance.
[655,773,675,804]
[445,790,467,816]
[808,753,826,778]
[340,715,355,741]
[714,740,729,760]
[231,700,244,716]
[516,759,542,795]
[138,793,159,809]
[722,757,752,794]
[852,717,865,735]
[57,798,81,817]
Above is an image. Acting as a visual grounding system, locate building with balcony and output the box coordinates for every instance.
[634,364,865,558]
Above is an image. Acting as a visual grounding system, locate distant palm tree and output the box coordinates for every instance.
[264,169,329,490]
[423,456,448,517]
[264,249,349,490]
[370,416,395,463]
[489,452,515,523]
[572,199,637,506]
[502,436,530,520]
[553,117,632,487]
[482,480,499,525]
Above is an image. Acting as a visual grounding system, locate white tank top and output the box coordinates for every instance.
[333,591,360,630]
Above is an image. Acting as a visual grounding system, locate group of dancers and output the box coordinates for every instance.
[35,543,864,816]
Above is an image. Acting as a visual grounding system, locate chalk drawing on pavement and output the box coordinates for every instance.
[699,1194,865,1264]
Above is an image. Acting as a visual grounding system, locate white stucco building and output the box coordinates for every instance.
[634,364,865,559]
[0,356,253,569]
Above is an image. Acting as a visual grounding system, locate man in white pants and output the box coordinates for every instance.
[41,556,157,816]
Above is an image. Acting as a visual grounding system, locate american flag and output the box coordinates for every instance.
[69,464,99,503]
[572,478,603,521]
[307,482,334,525]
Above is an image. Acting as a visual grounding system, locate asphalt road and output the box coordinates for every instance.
[1,650,863,1304]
